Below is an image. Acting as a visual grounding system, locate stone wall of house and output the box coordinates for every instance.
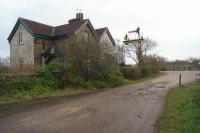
[53,24,97,65]
[54,38,67,55]
[99,31,113,46]
[10,24,34,67]
[10,22,98,67]
[75,23,96,42]
[99,31,115,53]
[53,38,68,66]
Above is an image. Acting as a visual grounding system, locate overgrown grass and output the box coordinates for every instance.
[0,87,96,105]
[121,64,159,80]
[0,59,160,106]
[122,73,160,85]
[0,65,40,73]
[0,73,159,106]
[159,80,200,133]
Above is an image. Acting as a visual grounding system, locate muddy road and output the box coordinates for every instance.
[0,71,199,133]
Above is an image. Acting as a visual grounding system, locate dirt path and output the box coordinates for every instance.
[0,71,199,133]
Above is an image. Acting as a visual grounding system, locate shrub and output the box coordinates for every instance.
[2,77,33,97]
[108,76,124,87]
[141,64,159,76]
[0,76,58,97]
[107,67,124,87]
[39,59,62,89]
[8,77,34,92]
[91,80,107,88]
[0,60,61,98]
[0,57,125,102]
[62,73,85,88]
[29,85,52,96]
[64,37,117,81]
[81,80,95,89]
[0,77,9,95]
[121,66,141,79]
[39,59,63,78]
[61,66,124,89]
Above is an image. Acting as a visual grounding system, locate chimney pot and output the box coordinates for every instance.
[68,13,84,23]
[76,13,83,19]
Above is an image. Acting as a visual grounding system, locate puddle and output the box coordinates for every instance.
[149,83,166,92]
[156,83,165,88]
[56,106,81,115]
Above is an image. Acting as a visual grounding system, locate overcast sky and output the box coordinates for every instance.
[0,0,200,61]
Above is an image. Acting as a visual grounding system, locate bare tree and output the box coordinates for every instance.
[143,54,168,70]
[188,57,200,70]
[114,39,125,64]
[124,37,157,69]
[64,37,117,80]
[0,56,10,67]
[143,37,157,57]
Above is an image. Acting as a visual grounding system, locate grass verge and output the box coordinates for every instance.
[0,88,96,106]
[122,73,161,85]
[159,80,200,133]
[0,73,160,106]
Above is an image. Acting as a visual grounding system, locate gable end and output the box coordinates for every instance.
[7,18,34,43]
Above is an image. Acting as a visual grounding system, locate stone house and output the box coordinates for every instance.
[7,13,116,67]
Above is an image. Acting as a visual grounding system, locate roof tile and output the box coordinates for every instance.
[19,18,86,37]
[20,18,53,36]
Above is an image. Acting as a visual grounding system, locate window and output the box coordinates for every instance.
[84,32,89,41]
[81,32,89,41]
[19,32,23,45]
[19,59,24,67]
[42,44,45,51]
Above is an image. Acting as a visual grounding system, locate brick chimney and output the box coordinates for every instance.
[68,13,84,23]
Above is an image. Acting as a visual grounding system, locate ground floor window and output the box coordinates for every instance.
[19,59,24,67]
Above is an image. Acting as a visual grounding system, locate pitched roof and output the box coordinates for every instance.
[19,18,53,37]
[95,28,107,37]
[95,27,116,46]
[8,17,115,46]
[54,20,86,36]
[8,17,88,41]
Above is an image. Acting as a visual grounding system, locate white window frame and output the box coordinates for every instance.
[19,32,23,45]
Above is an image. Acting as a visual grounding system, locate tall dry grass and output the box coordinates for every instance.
[0,64,41,73]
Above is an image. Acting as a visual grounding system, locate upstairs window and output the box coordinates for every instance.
[80,32,89,42]
[19,32,23,45]
[84,32,89,41]
[42,44,46,51]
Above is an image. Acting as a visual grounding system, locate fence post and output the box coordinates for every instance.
[179,74,182,87]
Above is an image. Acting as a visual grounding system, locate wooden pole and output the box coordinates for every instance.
[179,74,182,87]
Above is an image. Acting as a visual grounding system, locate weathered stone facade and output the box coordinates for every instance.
[99,31,115,53]
[10,24,34,66]
[9,23,97,67]
[8,15,116,67]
